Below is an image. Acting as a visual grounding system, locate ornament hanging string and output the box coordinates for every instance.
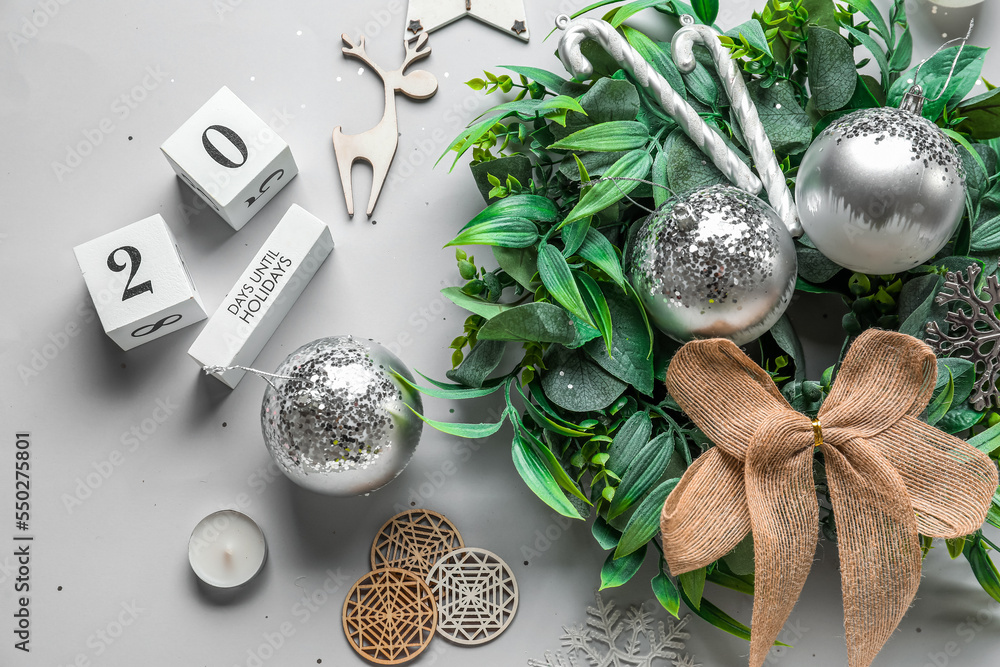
[660,329,998,667]
[554,14,764,195]
[905,18,976,110]
[202,364,300,391]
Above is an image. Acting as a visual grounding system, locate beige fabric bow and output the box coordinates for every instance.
[660,329,998,667]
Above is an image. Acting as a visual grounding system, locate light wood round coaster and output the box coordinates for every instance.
[371,509,464,577]
[425,547,518,646]
[342,568,437,665]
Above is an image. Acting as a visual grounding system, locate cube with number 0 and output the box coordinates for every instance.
[160,86,298,230]
[73,214,207,350]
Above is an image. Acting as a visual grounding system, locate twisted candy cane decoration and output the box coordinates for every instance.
[672,15,802,237]
[555,14,763,196]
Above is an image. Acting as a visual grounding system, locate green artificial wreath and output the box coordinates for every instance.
[402,0,1000,640]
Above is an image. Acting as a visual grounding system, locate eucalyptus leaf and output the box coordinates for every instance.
[748,80,813,155]
[446,339,507,388]
[807,27,857,111]
[493,246,538,291]
[796,244,843,283]
[664,127,728,195]
[542,346,628,413]
[477,302,579,344]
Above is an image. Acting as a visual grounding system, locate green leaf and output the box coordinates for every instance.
[516,425,591,505]
[499,65,568,94]
[679,567,707,610]
[562,150,654,226]
[512,429,584,519]
[392,372,506,400]
[578,228,627,288]
[957,88,1000,141]
[408,405,508,438]
[600,544,646,590]
[747,80,813,155]
[464,194,560,230]
[538,243,595,326]
[770,315,806,382]
[579,78,641,124]
[562,217,591,258]
[663,127,729,195]
[616,478,680,558]
[948,536,967,559]
[592,516,623,550]
[621,25,686,97]
[477,302,579,344]
[802,0,838,31]
[493,246,539,292]
[608,431,676,520]
[609,0,674,27]
[441,286,510,319]
[446,340,507,388]
[542,346,628,413]
[925,367,955,426]
[538,94,588,115]
[584,282,655,395]
[445,218,539,248]
[888,46,988,122]
[889,28,913,73]
[682,47,720,108]
[968,422,1000,454]
[939,357,976,405]
[807,27,858,111]
[964,536,1000,604]
[576,271,614,352]
[796,244,843,283]
[651,570,681,617]
[691,0,719,26]
[706,568,755,595]
[725,19,772,57]
[839,0,890,41]
[549,121,651,152]
[606,412,654,477]
[937,407,985,435]
[841,23,890,86]
[679,587,756,642]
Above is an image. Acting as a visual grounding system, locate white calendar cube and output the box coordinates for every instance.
[188,204,334,388]
[73,215,207,350]
[160,86,298,230]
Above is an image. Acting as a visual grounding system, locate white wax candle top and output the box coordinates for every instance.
[188,510,267,588]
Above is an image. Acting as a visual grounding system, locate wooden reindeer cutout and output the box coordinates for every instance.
[333,33,438,217]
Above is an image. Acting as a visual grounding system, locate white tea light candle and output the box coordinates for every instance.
[188,510,267,588]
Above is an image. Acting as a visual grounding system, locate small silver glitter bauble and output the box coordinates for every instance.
[795,105,966,275]
[260,336,423,496]
[625,185,797,346]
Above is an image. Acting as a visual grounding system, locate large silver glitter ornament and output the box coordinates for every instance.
[625,185,798,346]
[260,336,423,496]
[795,93,967,275]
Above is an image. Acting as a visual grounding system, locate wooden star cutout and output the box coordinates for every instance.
[404,0,529,42]
[407,19,423,34]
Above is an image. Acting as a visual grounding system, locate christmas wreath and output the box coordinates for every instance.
[400,0,1000,648]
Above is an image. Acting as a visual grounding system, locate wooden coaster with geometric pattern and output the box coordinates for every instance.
[371,509,464,577]
[342,568,437,665]
[425,547,518,646]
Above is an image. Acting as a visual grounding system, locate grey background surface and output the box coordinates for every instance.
[1,0,999,665]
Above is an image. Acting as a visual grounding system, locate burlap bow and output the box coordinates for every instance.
[660,329,998,667]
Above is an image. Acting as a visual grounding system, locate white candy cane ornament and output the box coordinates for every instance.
[555,14,763,196]
[672,15,802,237]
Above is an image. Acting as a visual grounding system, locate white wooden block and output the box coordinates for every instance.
[160,86,298,230]
[74,215,207,351]
[188,204,334,388]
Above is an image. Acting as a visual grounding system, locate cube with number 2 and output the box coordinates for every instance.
[73,215,207,350]
[161,86,298,230]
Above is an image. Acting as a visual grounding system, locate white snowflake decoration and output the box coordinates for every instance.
[528,592,699,667]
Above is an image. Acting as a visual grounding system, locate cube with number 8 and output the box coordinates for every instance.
[161,86,298,230]
[73,214,207,350]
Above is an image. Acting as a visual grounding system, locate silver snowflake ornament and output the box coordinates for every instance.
[925,263,1000,411]
[528,591,696,667]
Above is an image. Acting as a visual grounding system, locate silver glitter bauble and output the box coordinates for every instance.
[260,336,423,496]
[795,105,966,275]
[625,185,797,346]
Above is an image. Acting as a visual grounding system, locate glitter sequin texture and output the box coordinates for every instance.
[625,185,797,346]
[260,336,423,496]
[795,106,968,275]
